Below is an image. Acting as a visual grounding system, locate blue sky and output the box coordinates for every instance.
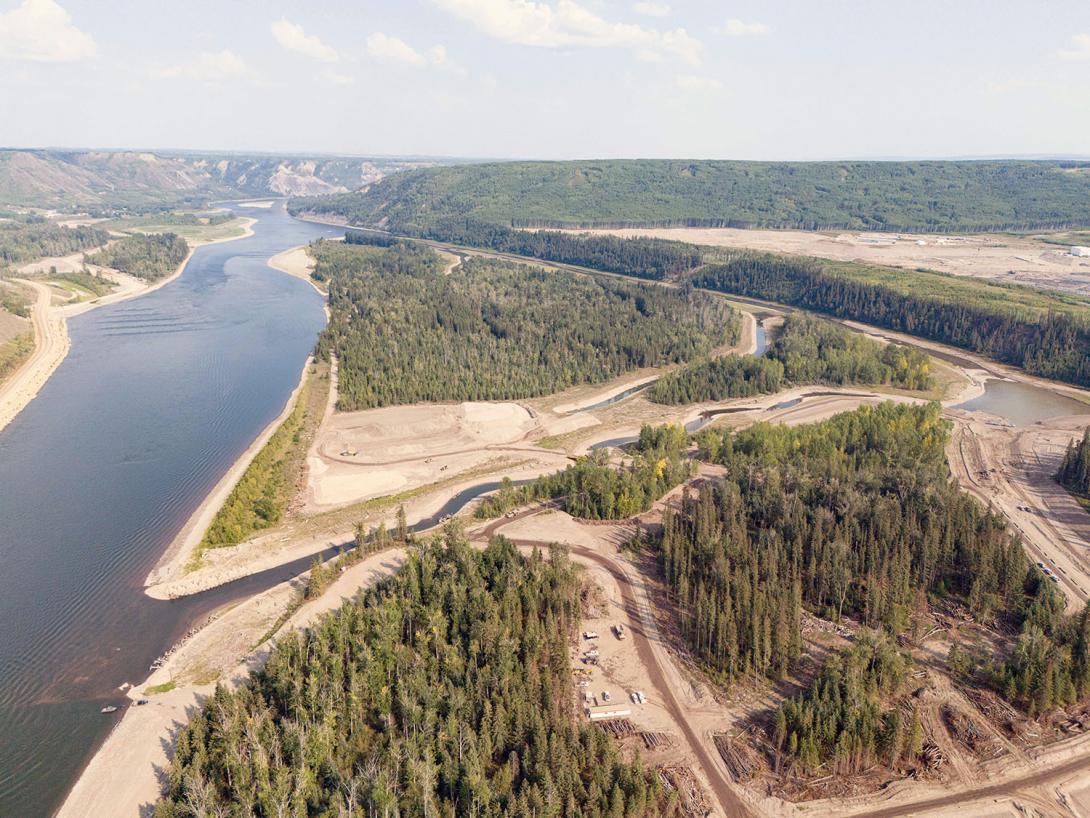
[1,0,1088,159]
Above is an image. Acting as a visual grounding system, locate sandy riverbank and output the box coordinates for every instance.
[144,358,316,596]
[0,218,256,436]
[58,546,407,818]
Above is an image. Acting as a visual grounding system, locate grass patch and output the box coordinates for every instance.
[0,330,33,381]
[48,271,115,298]
[144,681,177,696]
[188,361,331,569]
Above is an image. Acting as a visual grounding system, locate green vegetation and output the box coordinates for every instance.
[1057,428,1090,499]
[93,232,188,281]
[775,634,924,774]
[649,314,932,404]
[477,423,692,520]
[50,270,116,298]
[154,535,674,818]
[143,681,177,696]
[313,241,739,410]
[198,363,330,554]
[103,211,248,243]
[0,283,30,317]
[663,403,1033,685]
[0,332,33,381]
[0,217,108,266]
[292,159,1090,233]
[395,220,703,280]
[694,253,1090,389]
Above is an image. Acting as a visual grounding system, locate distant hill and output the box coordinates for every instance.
[290,158,1090,233]
[0,150,442,213]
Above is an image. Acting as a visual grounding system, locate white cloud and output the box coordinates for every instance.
[367,32,428,66]
[1058,33,1090,61]
[675,73,722,92]
[434,0,702,65]
[320,68,354,85]
[633,1,670,16]
[724,18,769,37]
[0,0,95,62]
[271,18,339,62]
[149,50,258,83]
[429,44,449,65]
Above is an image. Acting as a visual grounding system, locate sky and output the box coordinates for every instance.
[0,0,1088,160]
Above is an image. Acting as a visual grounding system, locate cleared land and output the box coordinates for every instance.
[581,226,1090,297]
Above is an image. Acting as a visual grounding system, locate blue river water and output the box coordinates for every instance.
[0,203,341,817]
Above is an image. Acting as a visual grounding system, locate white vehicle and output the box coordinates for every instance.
[613,624,626,640]
[602,691,611,702]
[636,691,647,704]
[583,631,598,640]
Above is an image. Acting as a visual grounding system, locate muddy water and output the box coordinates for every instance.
[0,203,341,818]
[954,379,1090,426]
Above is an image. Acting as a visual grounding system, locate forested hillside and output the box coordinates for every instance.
[313,242,739,409]
[292,159,1090,233]
[1058,428,1090,498]
[154,535,674,818]
[694,254,1090,389]
[0,218,108,267]
[649,314,932,404]
[92,233,188,281]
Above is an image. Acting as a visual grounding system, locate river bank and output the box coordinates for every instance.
[58,546,407,818]
[0,219,256,435]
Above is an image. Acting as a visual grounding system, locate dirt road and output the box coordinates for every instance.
[0,279,68,433]
[477,509,755,818]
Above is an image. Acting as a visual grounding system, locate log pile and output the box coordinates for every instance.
[640,731,673,751]
[941,704,1004,759]
[596,718,636,738]
[713,733,759,782]
[658,766,712,818]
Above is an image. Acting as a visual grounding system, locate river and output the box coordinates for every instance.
[0,203,341,818]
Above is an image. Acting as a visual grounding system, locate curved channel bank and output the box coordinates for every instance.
[0,203,341,818]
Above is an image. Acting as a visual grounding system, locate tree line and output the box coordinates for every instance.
[477,423,692,520]
[1057,427,1090,498]
[693,254,1090,390]
[93,232,188,281]
[0,218,108,266]
[661,403,1033,686]
[649,314,932,405]
[312,242,738,410]
[154,534,675,818]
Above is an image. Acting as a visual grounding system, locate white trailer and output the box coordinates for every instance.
[1072,246,1090,257]
[587,707,632,720]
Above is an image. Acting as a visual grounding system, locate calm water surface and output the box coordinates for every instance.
[0,203,341,817]
[954,379,1090,426]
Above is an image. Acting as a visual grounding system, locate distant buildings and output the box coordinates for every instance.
[1073,246,1090,257]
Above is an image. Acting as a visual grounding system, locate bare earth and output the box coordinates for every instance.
[580,227,1090,296]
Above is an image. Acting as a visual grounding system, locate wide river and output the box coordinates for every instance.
[0,203,341,818]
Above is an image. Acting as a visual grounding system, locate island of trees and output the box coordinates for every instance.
[312,241,738,410]
[154,535,675,818]
[649,313,932,405]
[477,423,691,520]
[92,232,188,281]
